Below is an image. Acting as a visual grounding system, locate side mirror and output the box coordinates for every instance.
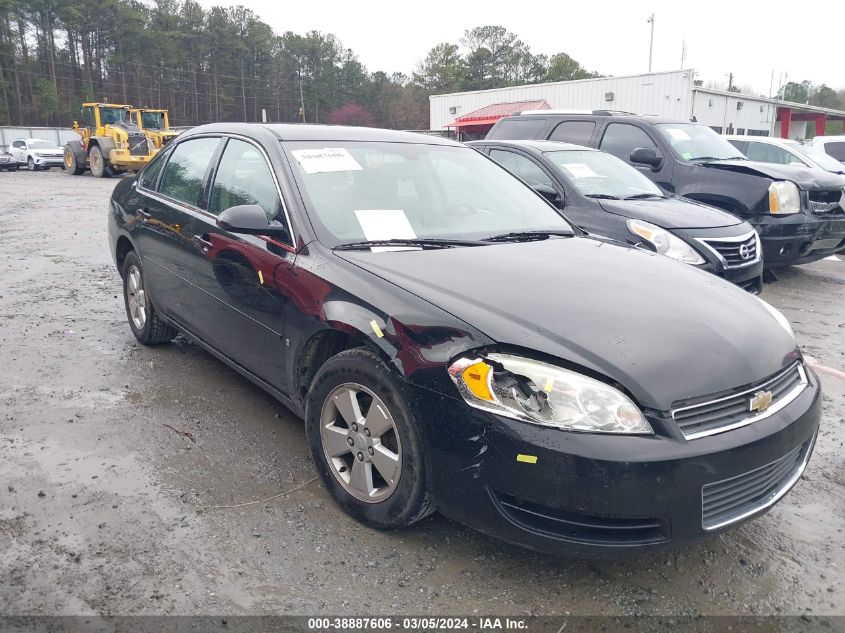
[630,147,664,171]
[217,204,290,238]
[533,184,563,208]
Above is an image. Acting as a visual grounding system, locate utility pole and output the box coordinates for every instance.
[647,14,655,73]
[727,72,734,92]
[298,61,306,123]
[680,39,686,70]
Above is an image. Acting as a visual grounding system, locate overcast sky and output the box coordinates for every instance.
[198,0,844,95]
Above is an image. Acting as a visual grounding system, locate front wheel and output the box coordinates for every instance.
[89,146,114,178]
[305,348,433,530]
[64,146,84,175]
[121,251,177,345]
[27,157,35,171]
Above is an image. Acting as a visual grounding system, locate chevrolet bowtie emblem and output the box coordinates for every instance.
[750,390,773,412]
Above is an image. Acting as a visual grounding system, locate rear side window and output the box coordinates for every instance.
[824,142,845,162]
[210,139,282,221]
[727,140,748,155]
[599,124,658,162]
[548,121,596,145]
[159,137,220,207]
[487,118,547,140]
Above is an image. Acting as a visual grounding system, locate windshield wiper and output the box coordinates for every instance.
[334,238,487,251]
[483,229,575,243]
[623,193,666,200]
[690,156,747,162]
[584,193,621,199]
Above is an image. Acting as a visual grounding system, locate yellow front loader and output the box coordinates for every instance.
[130,108,180,149]
[64,103,158,177]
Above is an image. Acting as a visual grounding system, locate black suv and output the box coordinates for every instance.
[487,112,845,268]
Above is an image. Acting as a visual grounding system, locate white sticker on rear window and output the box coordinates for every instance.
[354,209,417,252]
[290,147,362,174]
[665,128,691,141]
[561,163,600,179]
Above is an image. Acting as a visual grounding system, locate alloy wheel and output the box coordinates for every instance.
[27,158,34,171]
[126,265,147,330]
[320,382,402,503]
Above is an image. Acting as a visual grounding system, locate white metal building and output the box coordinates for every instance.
[429,70,845,140]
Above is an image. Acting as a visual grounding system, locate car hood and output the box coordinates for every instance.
[703,159,845,189]
[597,197,743,229]
[338,238,798,410]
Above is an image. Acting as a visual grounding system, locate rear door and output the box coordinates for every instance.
[546,120,598,146]
[132,136,222,324]
[180,136,295,390]
[598,122,675,190]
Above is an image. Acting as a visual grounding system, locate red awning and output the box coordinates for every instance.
[446,100,550,128]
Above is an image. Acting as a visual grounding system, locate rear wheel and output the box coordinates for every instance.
[89,146,114,178]
[121,251,177,345]
[305,348,433,530]
[64,145,84,175]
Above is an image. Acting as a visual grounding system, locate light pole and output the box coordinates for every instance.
[647,13,655,73]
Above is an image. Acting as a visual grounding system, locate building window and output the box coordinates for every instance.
[736,128,746,135]
[710,126,723,134]
[747,129,769,137]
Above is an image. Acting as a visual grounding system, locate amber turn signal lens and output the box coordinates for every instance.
[462,361,494,401]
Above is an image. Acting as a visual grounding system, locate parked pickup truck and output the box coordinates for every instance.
[487,111,845,268]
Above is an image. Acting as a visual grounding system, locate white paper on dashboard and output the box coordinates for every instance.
[665,128,691,141]
[290,147,363,174]
[354,209,418,252]
[562,163,600,179]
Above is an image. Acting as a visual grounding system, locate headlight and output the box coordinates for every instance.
[626,219,705,265]
[448,354,653,434]
[757,297,795,339]
[768,181,800,214]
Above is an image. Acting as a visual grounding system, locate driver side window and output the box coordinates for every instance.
[600,124,658,163]
[489,149,555,189]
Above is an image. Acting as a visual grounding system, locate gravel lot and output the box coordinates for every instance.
[1,169,843,618]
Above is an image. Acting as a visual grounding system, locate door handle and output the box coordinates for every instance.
[136,208,152,222]
[193,234,213,253]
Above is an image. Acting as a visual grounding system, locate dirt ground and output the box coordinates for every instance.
[1,169,843,617]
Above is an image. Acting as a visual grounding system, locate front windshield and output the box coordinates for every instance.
[545,150,663,198]
[656,124,744,162]
[141,111,164,130]
[284,141,574,246]
[787,141,845,172]
[29,140,58,150]
[100,107,127,125]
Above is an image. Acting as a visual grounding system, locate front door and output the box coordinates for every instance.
[598,123,675,191]
[181,137,295,391]
[131,136,222,325]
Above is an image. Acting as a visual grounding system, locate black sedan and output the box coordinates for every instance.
[108,124,820,557]
[469,140,764,293]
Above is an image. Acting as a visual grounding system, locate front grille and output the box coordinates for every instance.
[702,435,814,530]
[808,190,844,216]
[491,491,668,545]
[672,362,807,440]
[699,232,759,268]
[128,134,149,156]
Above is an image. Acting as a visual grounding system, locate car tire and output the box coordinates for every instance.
[121,251,177,345]
[305,347,434,530]
[27,157,35,171]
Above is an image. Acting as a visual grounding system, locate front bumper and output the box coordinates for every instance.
[107,149,156,172]
[410,368,821,557]
[752,212,845,267]
[32,156,64,167]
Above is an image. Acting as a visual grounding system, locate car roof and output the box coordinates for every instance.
[724,135,796,145]
[182,123,460,146]
[812,135,845,143]
[468,139,595,152]
[501,113,690,126]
